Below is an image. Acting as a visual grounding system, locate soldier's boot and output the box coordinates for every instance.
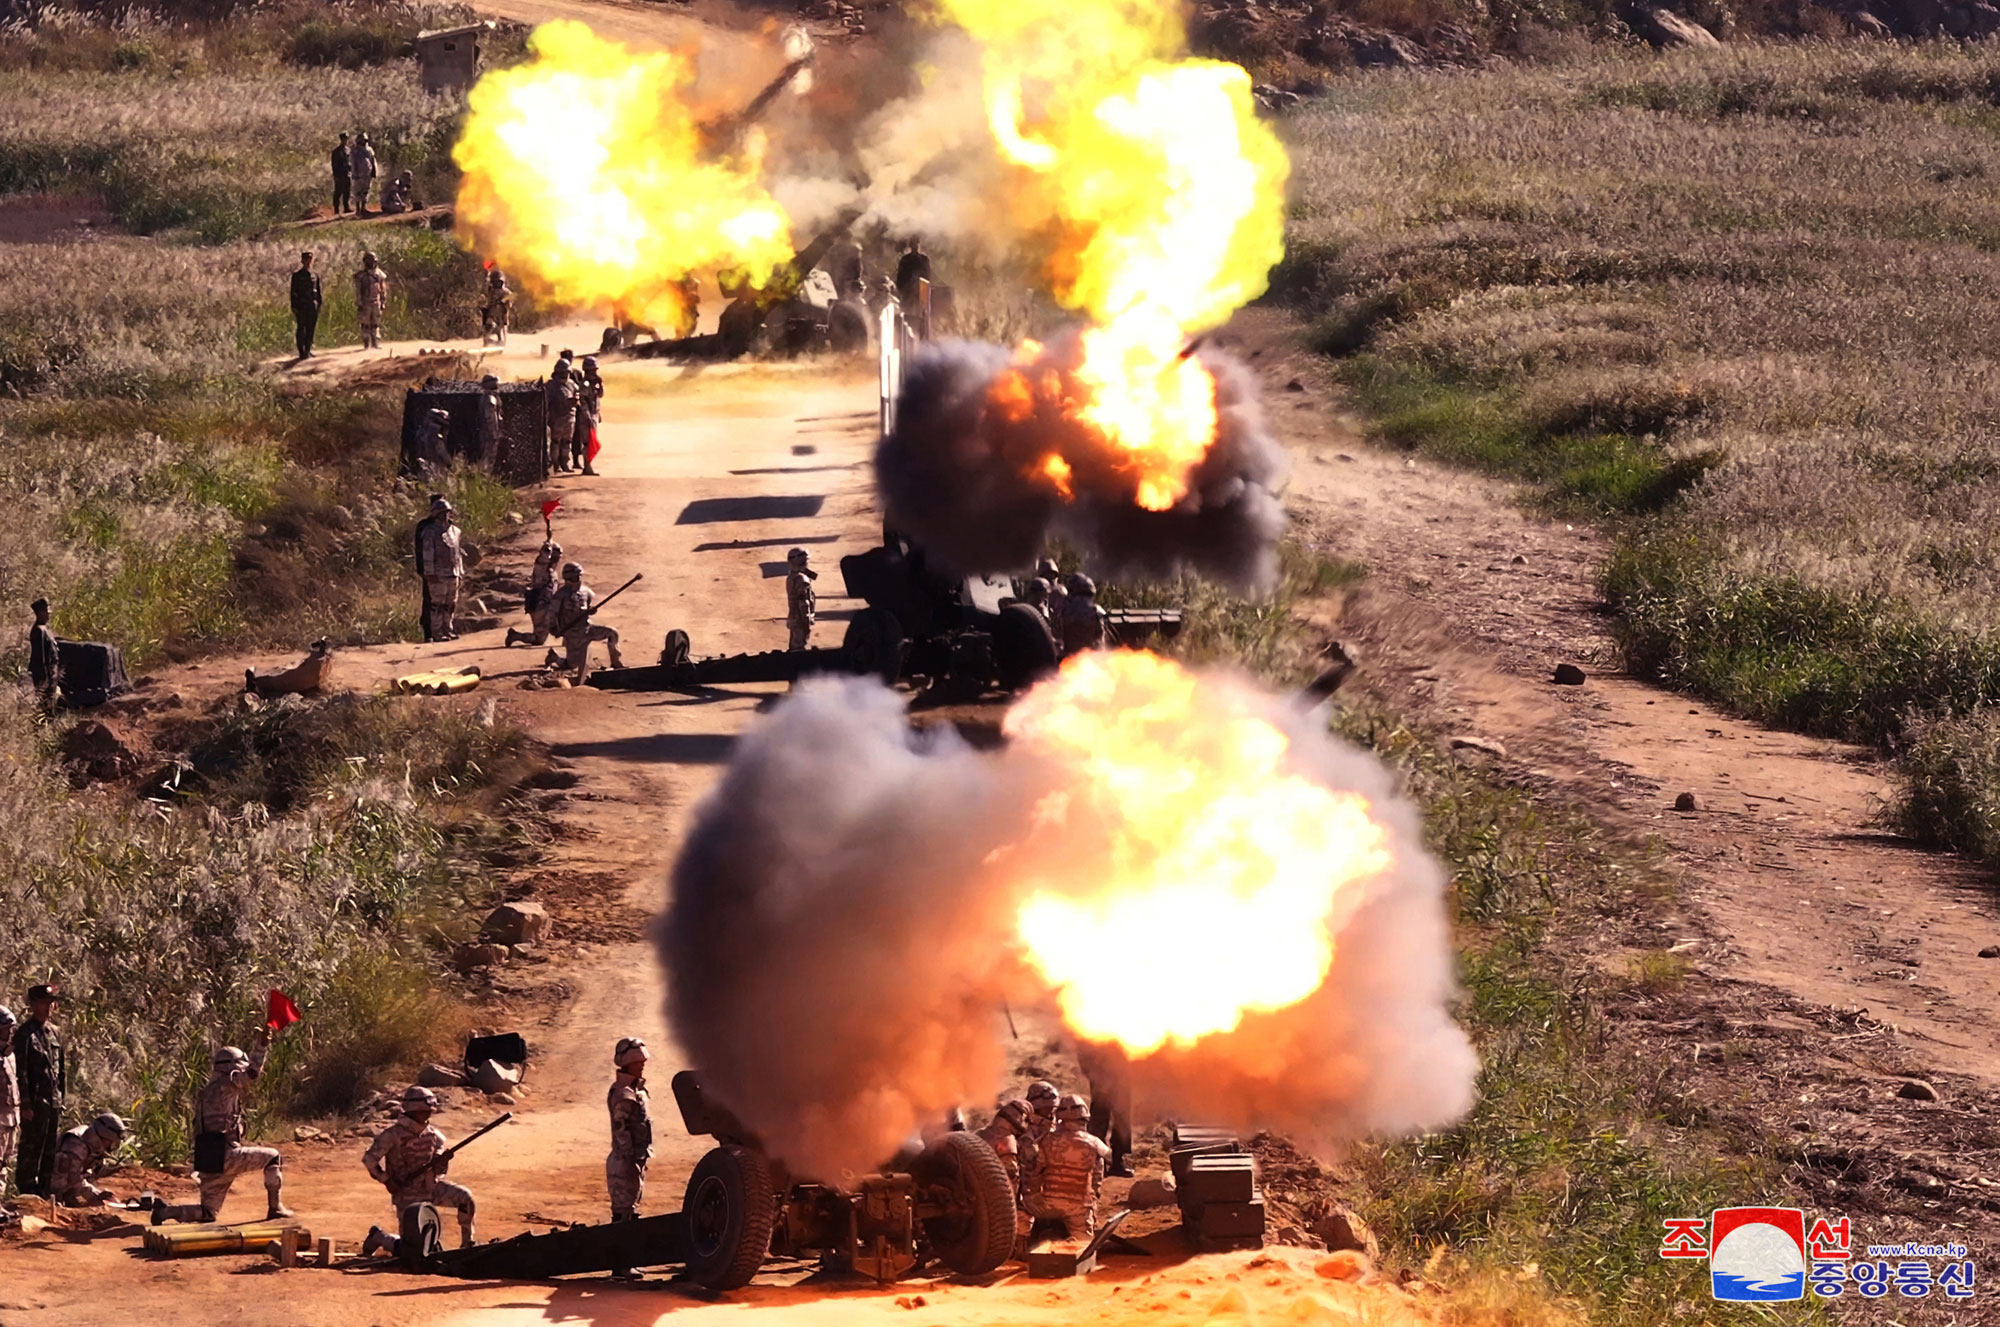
[268,1201,295,1220]
[457,1212,476,1250]
[505,628,527,647]
[544,649,562,669]
[606,645,625,669]
[361,1225,396,1258]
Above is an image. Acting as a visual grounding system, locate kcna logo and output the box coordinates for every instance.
[1662,1207,1976,1303]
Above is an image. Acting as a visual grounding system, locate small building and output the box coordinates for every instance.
[414,21,493,96]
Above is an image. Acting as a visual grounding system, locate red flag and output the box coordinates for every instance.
[539,499,562,520]
[586,426,601,467]
[265,989,301,1032]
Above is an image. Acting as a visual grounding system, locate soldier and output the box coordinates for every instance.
[361,1086,476,1253]
[1035,558,1066,621]
[475,374,503,468]
[1019,576,1050,621]
[0,1006,18,1197]
[413,405,452,475]
[506,539,562,647]
[379,169,416,215]
[785,547,817,651]
[1058,573,1107,656]
[548,562,625,681]
[152,1032,291,1225]
[331,132,352,214]
[51,1112,126,1207]
[574,356,604,476]
[15,983,64,1198]
[482,268,513,347]
[1022,1093,1110,1239]
[353,250,388,350]
[27,596,59,710]
[350,132,378,215]
[675,273,700,339]
[415,494,464,643]
[895,237,932,312]
[977,1098,1034,1254]
[1076,1041,1134,1178]
[1023,1079,1059,1151]
[290,251,323,361]
[606,1038,651,1222]
[546,360,579,474]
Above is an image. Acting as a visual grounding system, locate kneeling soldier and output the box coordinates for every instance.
[361,1086,477,1254]
[51,1112,126,1207]
[154,1031,290,1224]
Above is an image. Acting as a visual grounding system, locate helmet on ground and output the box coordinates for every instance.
[994,1099,1030,1131]
[91,1112,127,1142]
[1026,1080,1058,1111]
[213,1046,249,1071]
[402,1085,438,1112]
[1055,1093,1088,1125]
[1066,573,1096,597]
[614,1037,648,1070]
[562,562,583,581]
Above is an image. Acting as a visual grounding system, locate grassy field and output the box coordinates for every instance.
[1283,42,2000,867]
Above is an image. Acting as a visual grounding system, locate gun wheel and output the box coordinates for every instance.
[913,1131,1017,1276]
[683,1144,777,1291]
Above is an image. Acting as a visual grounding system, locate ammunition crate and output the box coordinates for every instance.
[1181,1154,1257,1205]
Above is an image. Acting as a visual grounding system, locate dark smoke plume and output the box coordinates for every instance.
[661,667,1476,1181]
[875,333,1289,593]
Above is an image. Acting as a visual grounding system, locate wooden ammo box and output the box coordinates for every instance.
[1167,1123,1267,1252]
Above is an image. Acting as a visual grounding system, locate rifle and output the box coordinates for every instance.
[386,1111,512,1191]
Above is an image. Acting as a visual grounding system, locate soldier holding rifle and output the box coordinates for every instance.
[361,1087,509,1255]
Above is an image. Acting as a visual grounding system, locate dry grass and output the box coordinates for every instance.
[1285,43,2000,863]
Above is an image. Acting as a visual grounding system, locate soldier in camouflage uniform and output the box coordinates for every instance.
[15,983,64,1197]
[977,1098,1034,1251]
[1023,1080,1058,1151]
[51,1112,125,1207]
[415,494,464,643]
[1058,573,1107,656]
[475,374,503,468]
[506,539,562,648]
[574,357,604,475]
[482,268,513,347]
[0,1006,18,1197]
[1022,1094,1109,1239]
[548,562,624,681]
[361,1086,476,1254]
[785,547,817,651]
[152,1032,290,1224]
[546,360,579,473]
[353,251,388,350]
[606,1038,651,1221]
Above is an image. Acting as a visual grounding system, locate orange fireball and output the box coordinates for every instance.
[1003,652,1392,1055]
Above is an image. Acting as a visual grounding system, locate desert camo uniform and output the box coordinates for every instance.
[363,1095,476,1249]
[353,255,388,350]
[785,549,817,651]
[154,1038,286,1222]
[508,541,562,647]
[546,364,579,473]
[551,566,623,681]
[51,1114,124,1207]
[0,1007,18,1196]
[1023,1095,1110,1238]
[606,1038,652,1219]
[416,497,464,643]
[977,1099,1034,1244]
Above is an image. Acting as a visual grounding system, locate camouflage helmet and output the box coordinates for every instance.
[1035,558,1060,580]
[402,1085,438,1113]
[786,547,809,563]
[480,374,500,390]
[561,561,583,582]
[362,250,377,266]
[582,356,598,370]
[1020,578,1048,605]
[614,1037,648,1070]
[213,1045,249,1072]
[1065,572,1096,598]
[90,1112,127,1143]
[1025,1080,1059,1111]
[994,1099,1031,1131]
[1055,1093,1088,1125]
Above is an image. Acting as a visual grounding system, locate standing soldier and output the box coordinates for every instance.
[549,562,625,681]
[15,984,64,1198]
[361,1086,477,1254]
[350,132,378,215]
[1076,1041,1134,1178]
[331,132,352,214]
[574,356,604,475]
[290,251,323,362]
[152,1031,292,1225]
[1023,1093,1110,1239]
[51,1112,126,1207]
[895,237,932,312]
[415,495,463,643]
[506,539,562,648]
[546,360,579,474]
[0,1007,17,1197]
[1058,573,1107,656]
[353,250,388,351]
[606,1038,651,1222]
[27,597,59,710]
[785,547,817,651]
[482,268,512,347]
[412,406,452,474]
[475,374,503,468]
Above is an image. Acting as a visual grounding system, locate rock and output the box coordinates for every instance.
[1552,663,1588,686]
[1283,377,1307,392]
[327,505,356,530]
[482,900,551,946]
[1274,1224,1326,1250]
[1674,791,1701,812]
[1896,1078,1940,1102]
[488,1092,517,1106]
[1451,735,1507,759]
[1312,1203,1382,1260]
[60,720,139,783]
[1252,84,1302,112]
[1127,1177,1177,1208]
[293,1125,330,1143]
[454,942,509,972]
[166,1163,193,1178]
[470,1059,524,1095]
[1637,7,1721,46]
[1850,9,1891,32]
[1351,31,1422,67]
[1511,554,1527,565]
[1979,945,2000,958]
[1314,1250,1374,1283]
[1302,642,1358,700]
[418,1062,469,1088]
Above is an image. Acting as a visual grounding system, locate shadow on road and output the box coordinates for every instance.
[675,496,825,524]
[549,733,738,765]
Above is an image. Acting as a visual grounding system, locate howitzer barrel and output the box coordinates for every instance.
[702,53,813,149]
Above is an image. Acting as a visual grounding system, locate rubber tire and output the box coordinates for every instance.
[992,603,1061,692]
[399,1201,443,1268]
[683,1144,777,1291]
[842,606,906,685]
[717,299,762,359]
[912,1131,1017,1276]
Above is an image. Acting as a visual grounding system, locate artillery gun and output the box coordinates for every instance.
[587,534,1181,696]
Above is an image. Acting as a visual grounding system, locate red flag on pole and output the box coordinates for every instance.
[539,499,561,520]
[266,989,301,1032]
[586,426,601,467]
